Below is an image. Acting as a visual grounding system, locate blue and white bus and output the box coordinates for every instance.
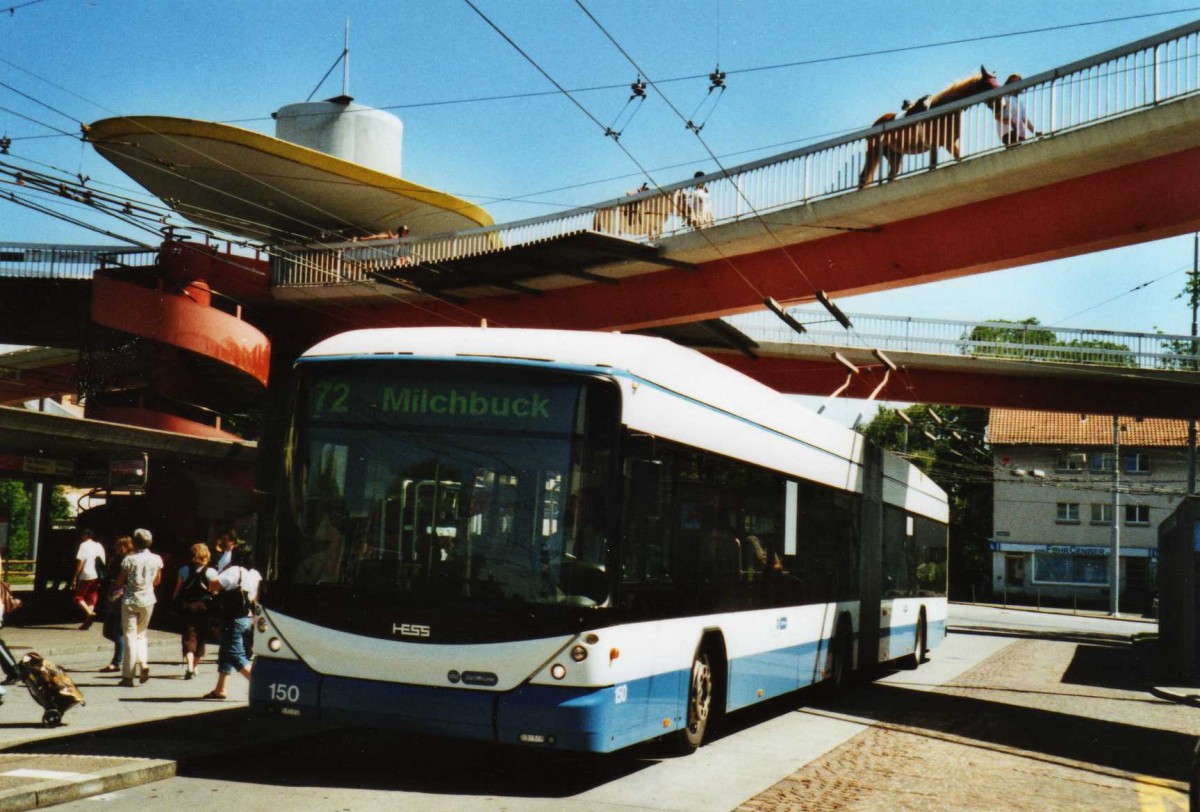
[251,328,949,753]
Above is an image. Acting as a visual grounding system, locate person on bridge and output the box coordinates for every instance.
[71,529,106,630]
[991,74,1039,146]
[679,171,715,230]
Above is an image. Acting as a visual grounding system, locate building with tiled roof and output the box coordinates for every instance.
[988,409,1188,612]
[989,410,1189,447]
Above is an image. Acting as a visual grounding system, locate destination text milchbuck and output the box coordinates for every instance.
[382,387,552,420]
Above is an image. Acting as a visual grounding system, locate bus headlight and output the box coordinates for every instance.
[570,645,588,662]
[550,663,567,680]
[256,617,268,633]
[267,637,283,653]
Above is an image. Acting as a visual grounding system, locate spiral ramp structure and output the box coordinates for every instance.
[0,240,269,574]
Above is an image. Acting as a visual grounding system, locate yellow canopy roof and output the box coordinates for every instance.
[87,116,492,242]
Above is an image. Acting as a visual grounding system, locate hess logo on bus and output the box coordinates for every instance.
[393,623,431,638]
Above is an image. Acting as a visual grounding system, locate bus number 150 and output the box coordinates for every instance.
[269,683,301,703]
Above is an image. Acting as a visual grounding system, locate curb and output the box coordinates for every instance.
[952,601,1157,624]
[0,760,176,812]
[0,711,323,810]
[3,639,178,661]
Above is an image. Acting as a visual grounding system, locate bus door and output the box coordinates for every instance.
[405,478,462,580]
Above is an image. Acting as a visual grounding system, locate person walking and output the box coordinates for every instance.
[214,529,238,572]
[680,170,715,230]
[98,535,134,673]
[991,73,1039,146]
[172,543,216,680]
[203,542,261,700]
[113,529,163,687]
[71,529,106,630]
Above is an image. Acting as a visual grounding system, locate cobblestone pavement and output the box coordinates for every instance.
[738,629,1196,811]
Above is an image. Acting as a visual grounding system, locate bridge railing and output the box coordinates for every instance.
[272,19,1200,289]
[0,242,159,280]
[732,309,1200,372]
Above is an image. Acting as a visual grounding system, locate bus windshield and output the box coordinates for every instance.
[275,362,617,632]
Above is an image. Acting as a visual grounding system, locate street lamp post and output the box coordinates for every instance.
[1189,232,1198,495]
[1110,414,1121,617]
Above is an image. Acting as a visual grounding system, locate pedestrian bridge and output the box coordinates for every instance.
[262,19,1200,338]
[679,310,1200,419]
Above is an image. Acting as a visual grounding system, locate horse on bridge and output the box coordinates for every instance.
[592,184,675,241]
[857,66,1000,189]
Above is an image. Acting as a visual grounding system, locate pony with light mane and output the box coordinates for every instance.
[857,66,999,190]
[591,183,675,241]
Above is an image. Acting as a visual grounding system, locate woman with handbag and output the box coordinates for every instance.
[172,543,216,680]
[203,542,260,700]
[98,536,133,673]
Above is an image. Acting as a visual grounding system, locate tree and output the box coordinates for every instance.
[862,404,993,601]
[0,481,31,558]
[0,479,74,559]
[1156,269,1200,370]
[961,317,1135,366]
[959,318,1057,360]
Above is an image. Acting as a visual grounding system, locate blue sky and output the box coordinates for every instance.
[3,1,1200,421]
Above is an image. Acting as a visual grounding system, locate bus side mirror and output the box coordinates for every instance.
[625,459,662,520]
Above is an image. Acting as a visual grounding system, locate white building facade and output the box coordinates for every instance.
[990,409,1188,610]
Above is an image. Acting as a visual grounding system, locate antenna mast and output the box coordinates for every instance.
[342,18,350,97]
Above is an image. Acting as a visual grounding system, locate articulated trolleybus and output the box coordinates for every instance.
[252,328,949,753]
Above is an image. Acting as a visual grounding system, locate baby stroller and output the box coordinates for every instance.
[17,652,84,726]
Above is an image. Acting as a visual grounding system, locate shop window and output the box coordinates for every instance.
[1032,553,1108,585]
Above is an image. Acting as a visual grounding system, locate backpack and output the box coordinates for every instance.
[174,566,211,612]
[214,567,253,621]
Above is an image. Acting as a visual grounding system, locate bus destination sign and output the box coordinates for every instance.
[307,376,577,433]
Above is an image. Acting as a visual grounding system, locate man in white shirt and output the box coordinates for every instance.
[72,529,107,630]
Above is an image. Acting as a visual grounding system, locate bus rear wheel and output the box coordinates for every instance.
[674,650,713,754]
[828,619,853,694]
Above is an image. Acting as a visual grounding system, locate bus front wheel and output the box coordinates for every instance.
[901,614,926,670]
[674,650,713,754]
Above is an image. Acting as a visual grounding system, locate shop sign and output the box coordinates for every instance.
[22,457,73,476]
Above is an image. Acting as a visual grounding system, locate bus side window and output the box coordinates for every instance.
[622,457,669,582]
